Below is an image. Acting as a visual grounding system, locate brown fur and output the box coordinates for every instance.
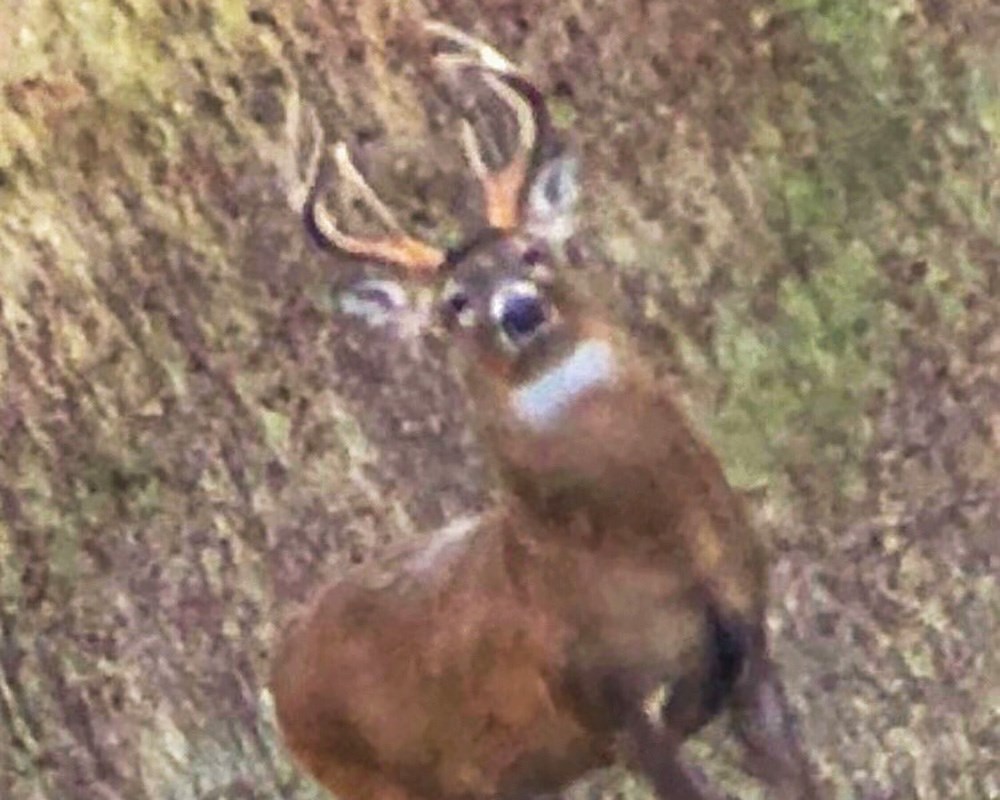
[271,489,711,798]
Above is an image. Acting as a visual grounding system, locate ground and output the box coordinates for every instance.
[0,1,997,799]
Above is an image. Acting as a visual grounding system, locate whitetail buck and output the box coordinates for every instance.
[270,21,821,800]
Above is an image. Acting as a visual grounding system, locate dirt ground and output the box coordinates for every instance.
[0,2,997,799]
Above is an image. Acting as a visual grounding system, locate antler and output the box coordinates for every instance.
[426,21,550,231]
[243,31,443,275]
[287,21,551,273]
[249,63,323,216]
[306,143,445,274]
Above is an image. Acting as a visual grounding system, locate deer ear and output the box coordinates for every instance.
[524,153,580,245]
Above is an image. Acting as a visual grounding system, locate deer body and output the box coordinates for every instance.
[272,504,606,800]
[272,474,724,800]
[270,22,820,800]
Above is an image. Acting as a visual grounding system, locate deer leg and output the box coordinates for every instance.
[658,608,750,740]
[619,607,760,800]
[591,668,725,800]
[677,609,820,799]
[733,649,821,800]
[625,707,726,800]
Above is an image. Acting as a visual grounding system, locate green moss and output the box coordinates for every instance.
[700,0,996,509]
[549,96,578,129]
[711,240,891,490]
[0,521,18,601]
[259,408,292,455]
[969,66,1000,144]
[778,0,889,54]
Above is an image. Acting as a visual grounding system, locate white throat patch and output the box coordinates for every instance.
[511,339,618,431]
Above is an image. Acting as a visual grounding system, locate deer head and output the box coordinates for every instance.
[301,24,630,448]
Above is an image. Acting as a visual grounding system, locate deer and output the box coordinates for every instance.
[269,21,821,800]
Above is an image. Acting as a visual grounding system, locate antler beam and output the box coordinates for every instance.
[299,22,554,272]
[427,21,549,231]
[307,143,445,274]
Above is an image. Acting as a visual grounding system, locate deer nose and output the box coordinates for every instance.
[500,290,547,341]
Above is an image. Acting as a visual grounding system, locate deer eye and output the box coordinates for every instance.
[446,290,469,315]
[520,245,556,286]
[440,281,476,328]
[491,281,548,347]
[522,246,545,266]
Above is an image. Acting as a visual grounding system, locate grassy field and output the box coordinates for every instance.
[1,1,996,798]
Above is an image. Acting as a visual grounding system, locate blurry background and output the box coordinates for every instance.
[0,1,996,798]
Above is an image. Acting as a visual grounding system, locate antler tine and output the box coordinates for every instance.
[250,66,324,215]
[307,141,446,275]
[456,74,538,231]
[246,41,443,275]
[423,21,520,74]
[426,21,546,231]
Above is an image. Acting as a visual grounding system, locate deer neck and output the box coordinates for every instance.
[508,338,620,432]
[475,336,684,530]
